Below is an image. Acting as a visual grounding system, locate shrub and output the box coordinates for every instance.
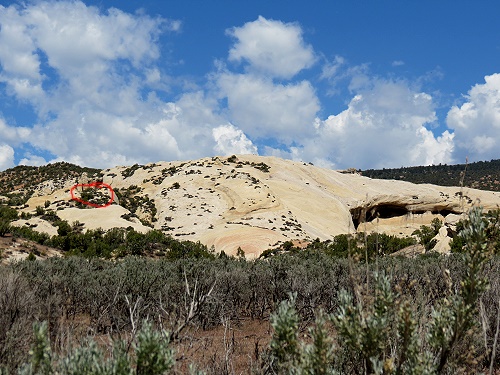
[266,207,492,373]
[269,294,301,372]
[0,205,18,221]
[18,320,174,375]
[451,208,500,255]
[0,208,497,373]
[35,206,45,216]
[55,220,71,237]
[412,218,442,251]
[135,321,175,375]
[0,220,10,237]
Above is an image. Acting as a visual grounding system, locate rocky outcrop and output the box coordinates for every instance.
[8,155,500,258]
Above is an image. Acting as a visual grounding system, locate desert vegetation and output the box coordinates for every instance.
[2,159,500,373]
[114,186,157,225]
[362,159,500,191]
[0,162,102,206]
[226,155,271,173]
[0,207,500,373]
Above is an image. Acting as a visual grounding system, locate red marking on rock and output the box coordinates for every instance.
[70,182,114,208]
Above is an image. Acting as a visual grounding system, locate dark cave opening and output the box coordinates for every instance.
[369,205,408,221]
[350,204,459,230]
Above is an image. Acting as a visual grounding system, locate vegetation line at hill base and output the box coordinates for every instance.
[5,202,500,262]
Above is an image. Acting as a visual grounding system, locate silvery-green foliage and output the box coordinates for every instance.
[332,273,398,374]
[269,293,301,374]
[429,207,490,373]
[18,321,174,375]
[269,294,336,375]
[396,301,434,375]
[134,321,174,375]
[17,322,52,375]
[57,340,106,375]
[106,341,131,375]
[301,312,334,375]
[265,208,492,374]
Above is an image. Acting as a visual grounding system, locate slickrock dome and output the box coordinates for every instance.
[9,155,500,258]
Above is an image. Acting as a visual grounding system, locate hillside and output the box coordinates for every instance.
[0,162,102,206]
[2,155,500,258]
[362,159,500,191]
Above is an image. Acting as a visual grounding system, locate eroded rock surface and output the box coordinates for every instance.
[8,155,500,257]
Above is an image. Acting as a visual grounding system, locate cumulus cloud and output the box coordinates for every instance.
[0,4,44,102]
[212,124,257,155]
[0,119,31,145]
[447,73,500,162]
[0,144,14,170]
[0,1,226,168]
[226,16,316,79]
[0,3,489,172]
[275,79,454,170]
[24,89,225,167]
[0,1,171,105]
[216,73,320,143]
[18,154,47,167]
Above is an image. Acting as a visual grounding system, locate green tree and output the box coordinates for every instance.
[0,220,10,237]
[412,218,442,251]
[56,220,71,237]
[0,205,18,221]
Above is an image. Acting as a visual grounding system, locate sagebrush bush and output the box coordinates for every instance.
[266,207,493,374]
[0,208,499,373]
[16,321,174,375]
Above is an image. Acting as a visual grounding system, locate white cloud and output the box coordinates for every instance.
[392,60,405,67]
[0,4,480,172]
[227,16,316,79]
[0,144,14,171]
[447,73,500,162]
[217,73,320,142]
[26,2,163,71]
[320,55,345,81]
[0,4,44,102]
[0,1,171,106]
[275,79,454,169]
[0,118,31,145]
[0,1,216,168]
[18,154,47,167]
[23,90,224,167]
[212,124,257,155]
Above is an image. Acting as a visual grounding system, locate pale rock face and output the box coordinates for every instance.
[445,214,464,226]
[433,226,453,254]
[9,155,500,257]
[56,206,148,233]
[11,217,59,237]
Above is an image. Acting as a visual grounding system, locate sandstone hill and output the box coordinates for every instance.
[3,155,500,258]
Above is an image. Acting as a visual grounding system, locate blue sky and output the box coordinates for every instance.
[0,0,500,171]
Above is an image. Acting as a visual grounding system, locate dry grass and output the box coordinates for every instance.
[174,319,272,374]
